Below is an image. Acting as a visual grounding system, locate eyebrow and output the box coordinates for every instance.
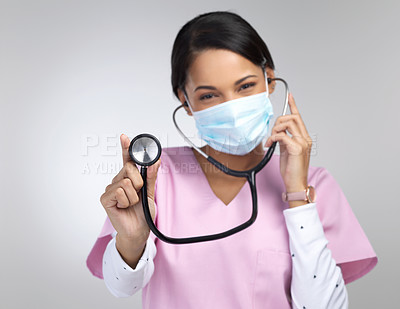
[194,75,258,92]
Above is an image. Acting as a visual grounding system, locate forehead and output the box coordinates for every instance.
[186,49,262,87]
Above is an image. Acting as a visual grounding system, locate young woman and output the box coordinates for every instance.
[87,11,377,308]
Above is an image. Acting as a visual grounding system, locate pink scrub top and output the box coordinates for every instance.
[87,146,378,308]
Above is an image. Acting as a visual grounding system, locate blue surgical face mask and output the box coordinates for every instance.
[184,75,274,155]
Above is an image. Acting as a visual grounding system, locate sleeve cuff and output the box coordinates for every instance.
[283,202,327,247]
[102,235,157,297]
[108,236,156,274]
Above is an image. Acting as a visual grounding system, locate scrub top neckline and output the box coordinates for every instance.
[186,146,252,207]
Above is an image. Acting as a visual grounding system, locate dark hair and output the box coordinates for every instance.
[171,11,275,99]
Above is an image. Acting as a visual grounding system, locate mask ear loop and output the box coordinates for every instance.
[263,67,271,98]
[182,89,195,114]
[262,68,273,150]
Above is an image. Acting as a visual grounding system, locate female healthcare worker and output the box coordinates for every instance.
[86,11,378,308]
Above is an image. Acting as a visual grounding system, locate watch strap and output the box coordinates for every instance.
[282,185,315,203]
[285,190,307,201]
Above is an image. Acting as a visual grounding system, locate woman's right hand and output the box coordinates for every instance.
[100,133,161,247]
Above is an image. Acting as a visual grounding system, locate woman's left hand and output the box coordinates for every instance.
[264,93,313,203]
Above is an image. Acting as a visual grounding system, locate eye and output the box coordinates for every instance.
[239,82,256,91]
[199,93,215,101]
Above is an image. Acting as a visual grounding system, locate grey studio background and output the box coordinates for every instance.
[1,0,398,308]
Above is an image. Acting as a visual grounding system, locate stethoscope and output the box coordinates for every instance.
[129,77,289,244]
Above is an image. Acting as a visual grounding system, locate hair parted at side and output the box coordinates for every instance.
[171,10,275,99]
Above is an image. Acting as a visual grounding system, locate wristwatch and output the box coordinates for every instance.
[282,185,316,203]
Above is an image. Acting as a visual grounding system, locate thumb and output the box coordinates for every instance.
[120,133,132,165]
[146,158,161,200]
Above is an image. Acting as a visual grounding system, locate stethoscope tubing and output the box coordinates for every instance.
[140,77,289,244]
[140,167,259,244]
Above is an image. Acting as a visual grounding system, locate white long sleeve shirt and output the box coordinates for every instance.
[103,235,156,298]
[102,202,348,308]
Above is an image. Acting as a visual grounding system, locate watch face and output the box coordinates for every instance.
[307,186,316,202]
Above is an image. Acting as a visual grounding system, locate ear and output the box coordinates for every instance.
[265,67,276,95]
[177,88,193,116]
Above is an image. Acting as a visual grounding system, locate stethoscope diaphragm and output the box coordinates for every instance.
[129,133,161,166]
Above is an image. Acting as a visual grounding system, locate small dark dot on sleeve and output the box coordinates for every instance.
[313,275,316,278]
[147,258,149,261]
[336,284,339,288]
[291,253,295,257]
[300,226,304,229]
[303,306,306,309]
[116,277,119,280]
[123,267,126,270]
[134,286,137,289]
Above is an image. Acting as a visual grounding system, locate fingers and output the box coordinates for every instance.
[120,133,132,166]
[265,126,310,155]
[270,116,312,149]
[276,114,308,138]
[272,119,302,138]
[102,134,161,213]
[116,178,140,207]
[288,93,299,114]
[112,161,143,191]
[286,94,310,142]
[265,93,312,152]
[266,132,300,153]
[103,158,161,210]
[102,178,140,210]
[269,121,309,149]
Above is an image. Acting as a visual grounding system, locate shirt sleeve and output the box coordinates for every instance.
[283,202,349,309]
[86,215,158,280]
[86,216,118,279]
[102,233,157,298]
[86,159,161,285]
[309,167,378,284]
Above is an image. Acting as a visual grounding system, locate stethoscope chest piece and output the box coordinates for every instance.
[129,133,162,166]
